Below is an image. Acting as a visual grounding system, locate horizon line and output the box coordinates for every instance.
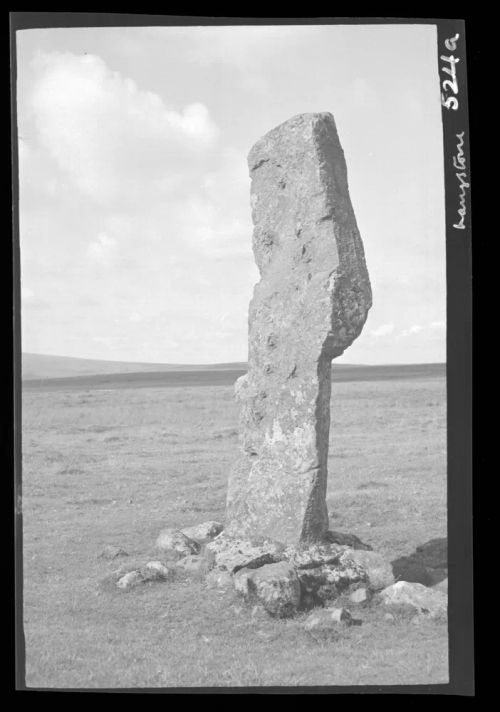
[22,351,446,368]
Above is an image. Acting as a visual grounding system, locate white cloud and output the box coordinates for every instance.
[29,52,219,202]
[370,322,395,338]
[397,320,446,340]
[87,232,118,265]
[400,323,423,337]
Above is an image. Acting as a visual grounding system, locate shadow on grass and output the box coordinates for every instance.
[391,537,447,586]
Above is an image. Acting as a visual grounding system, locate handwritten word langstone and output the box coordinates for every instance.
[226,113,372,546]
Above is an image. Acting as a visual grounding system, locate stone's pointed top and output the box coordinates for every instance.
[272,111,336,131]
[248,112,339,172]
[264,111,336,134]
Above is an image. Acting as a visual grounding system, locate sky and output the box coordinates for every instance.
[16,23,446,365]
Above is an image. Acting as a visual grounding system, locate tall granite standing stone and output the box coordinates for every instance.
[226,112,372,546]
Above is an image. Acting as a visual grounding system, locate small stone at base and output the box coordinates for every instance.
[303,607,353,631]
[155,528,200,556]
[142,561,171,580]
[99,545,128,560]
[116,570,144,590]
[181,521,224,543]
[349,587,368,604]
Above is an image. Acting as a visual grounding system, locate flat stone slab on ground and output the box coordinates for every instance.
[205,533,284,573]
[379,581,447,619]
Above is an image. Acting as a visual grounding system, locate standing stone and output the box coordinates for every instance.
[226,113,372,545]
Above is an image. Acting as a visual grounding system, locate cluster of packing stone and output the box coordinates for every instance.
[101,520,447,625]
[203,529,395,619]
[110,520,395,619]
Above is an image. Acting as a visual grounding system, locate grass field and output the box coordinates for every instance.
[21,366,448,688]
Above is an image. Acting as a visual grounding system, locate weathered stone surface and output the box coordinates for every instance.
[205,533,284,573]
[226,112,371,546]
[181,521,224,543]
[340,549,394,591]
[141,561,172,581]
[234,374,249,400]
[283,542,348,569]
[296,558,366,604]
[115,561,172,589]
[99,545,129,560]
[325,530,373,550]
[233,561,301,618]
[303,607,353,631]
[349,586,369,604]
[155,528,200,557]
[116,570,144,590]
[379,581,447,619]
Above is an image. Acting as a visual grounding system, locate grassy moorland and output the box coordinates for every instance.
[21,367,447,688]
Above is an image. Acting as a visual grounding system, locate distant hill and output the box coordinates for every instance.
[21,353,445,391]
[22,353,247,380]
